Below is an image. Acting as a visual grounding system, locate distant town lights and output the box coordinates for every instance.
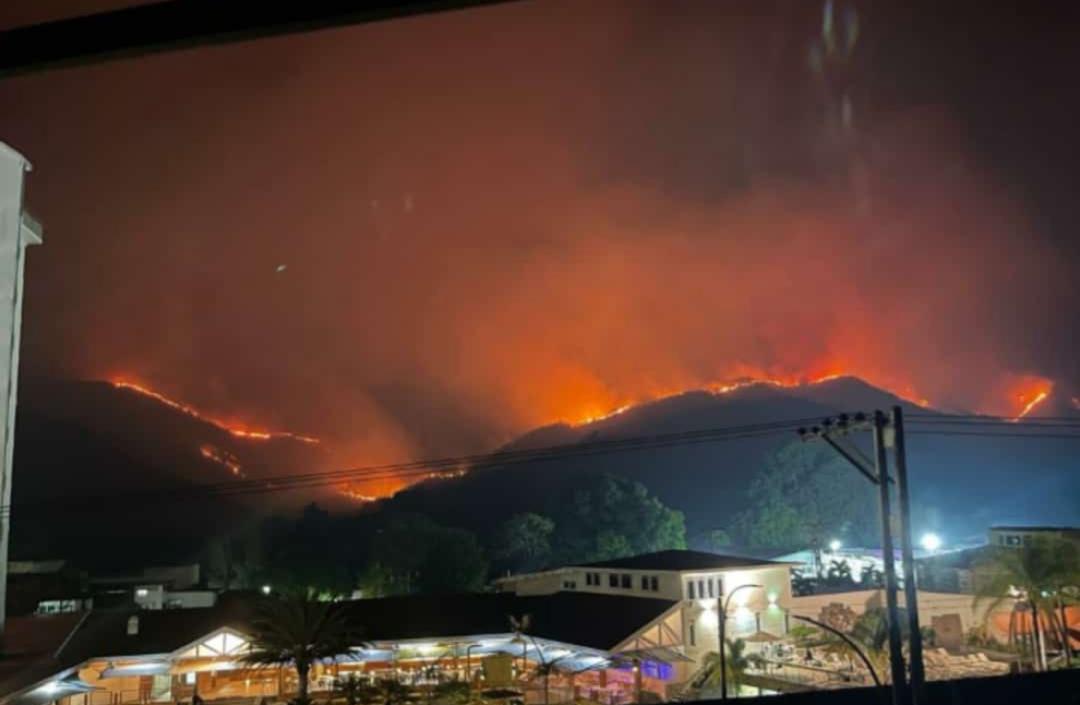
[920,533,942,552]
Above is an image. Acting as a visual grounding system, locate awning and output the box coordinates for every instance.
[13,678,98,705]
[100,661,171,677]
[616,646,693,663]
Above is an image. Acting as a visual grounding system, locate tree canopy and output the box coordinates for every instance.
[493,512,555,574]
[366,514,488,594]
[734,442,878,549]
[548,473,686,564]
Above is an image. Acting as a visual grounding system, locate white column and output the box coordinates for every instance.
[0,142,42,630]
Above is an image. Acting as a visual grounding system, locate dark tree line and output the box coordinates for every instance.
[201,473,686,597]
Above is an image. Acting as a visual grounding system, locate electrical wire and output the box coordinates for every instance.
[0,416,818,515]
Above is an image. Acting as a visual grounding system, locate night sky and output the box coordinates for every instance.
[1,0,1078,471]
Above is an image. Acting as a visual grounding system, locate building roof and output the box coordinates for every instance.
[573,549,786,572]
[54,590,676,662]
[0,613,87,701]
[2,591,679,703]
[990,525,1079,533]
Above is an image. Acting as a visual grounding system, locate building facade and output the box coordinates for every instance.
[495,550,795,685]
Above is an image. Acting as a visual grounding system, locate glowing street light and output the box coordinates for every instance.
[920,533,942,552]
[260,585,272,595]
[829,539,842,552]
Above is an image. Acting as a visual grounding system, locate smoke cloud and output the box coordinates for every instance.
[2,0,1076,476]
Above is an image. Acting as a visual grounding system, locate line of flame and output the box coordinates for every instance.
[111,379,320,444]
[1013,390,1050,421]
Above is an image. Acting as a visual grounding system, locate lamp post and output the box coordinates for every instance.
[465,643,481,690]
[719,583,763,701]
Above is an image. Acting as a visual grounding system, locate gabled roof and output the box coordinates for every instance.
[53,590,676,664]
[572,549,787,572]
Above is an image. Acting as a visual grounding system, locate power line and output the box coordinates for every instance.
[908,430,1080,440]
[907,412,1080,422]
[9,411,1079,516]
[0,416,818,515]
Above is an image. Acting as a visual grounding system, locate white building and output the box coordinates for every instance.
[0,142,42,630]
[495,549,796,679]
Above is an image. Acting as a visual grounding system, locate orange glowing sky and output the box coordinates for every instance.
[5,1,1079,500]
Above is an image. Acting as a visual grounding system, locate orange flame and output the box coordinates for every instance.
[568,372,861,427]
[1014,390,1050,421]
[111,379,320,444]
[199,444,244,477]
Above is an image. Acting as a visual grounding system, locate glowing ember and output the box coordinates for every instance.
[575,404,632,426]
[111,379,320,444]
[426,468,467,481]
[199,444,244,477]
[336,486,378,503]
[1013,389,1050,421]
[571,373,858,427]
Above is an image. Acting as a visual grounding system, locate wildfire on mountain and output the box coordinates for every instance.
[1014,390,1051,421]
[111,379,320,444]
[199,444,244,478]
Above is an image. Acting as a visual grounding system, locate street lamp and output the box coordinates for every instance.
[829,539,842,553]
[920,532,941,553]
[465,643,482,691]
[719,583,762,701]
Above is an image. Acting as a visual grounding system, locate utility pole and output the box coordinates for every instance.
[890,406,925,704]
[798,409,920,705]
[872,410,907,701]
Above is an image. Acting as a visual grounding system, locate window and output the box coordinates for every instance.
[650,576,659,591]
[707,578,714,598]
[716,577,724,595]
[687,581,695,599]
[609,573,619,588]
[641,575,649,590]
[562,580,577,589]
[698,579,705,598]
[689,623,696,646]
[621,574,632,588]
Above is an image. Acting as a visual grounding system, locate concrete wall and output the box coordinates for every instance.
[0,142,39,630]
[788,589,1015,639]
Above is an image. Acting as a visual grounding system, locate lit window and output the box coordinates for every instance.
[136,588,149,598]
[687,581,695,599]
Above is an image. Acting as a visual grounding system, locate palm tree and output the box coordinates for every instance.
[509,614,574,705]
[974,537,1080,671]
[242,595,356,703]
[701,638,749,696]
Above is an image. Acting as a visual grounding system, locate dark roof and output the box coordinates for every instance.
[991,525,1079,533]
[52,591,675,666]
[0,613,87,701]
[573,549,786,572]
